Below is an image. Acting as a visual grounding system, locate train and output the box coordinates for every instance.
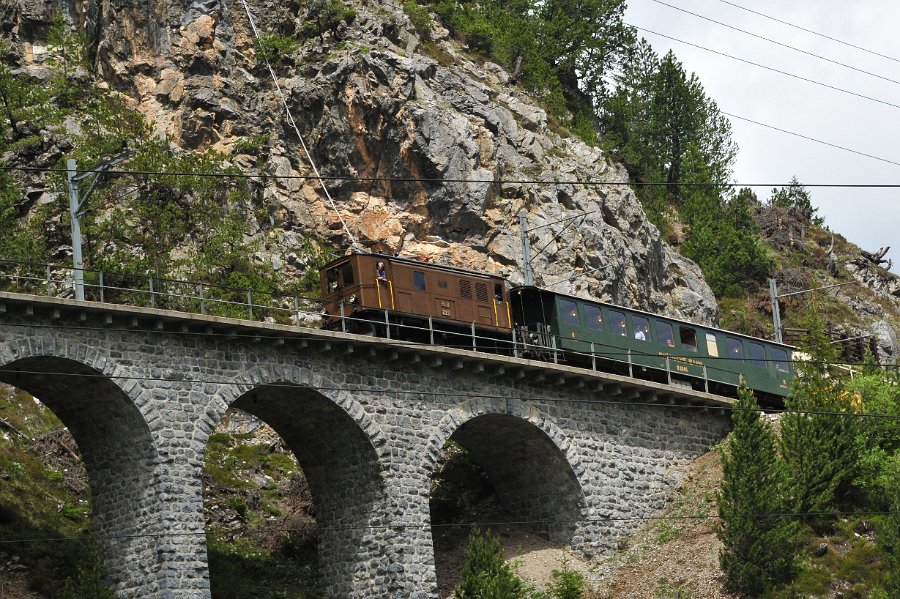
[320,252,794,403]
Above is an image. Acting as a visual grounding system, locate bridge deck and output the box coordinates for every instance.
[0,290,734,410]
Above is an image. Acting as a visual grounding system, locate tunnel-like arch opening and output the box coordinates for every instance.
[0,357,158,595]
[430,412,585,593]
[204,383,385,598]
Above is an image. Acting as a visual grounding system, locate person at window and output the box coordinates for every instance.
[635,328,646,341]
[376,261,387,282]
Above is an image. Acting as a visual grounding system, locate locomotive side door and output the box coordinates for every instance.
[374,259,395,310]
[492,282,512,329]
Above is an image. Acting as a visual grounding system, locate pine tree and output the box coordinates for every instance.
[780,309,860,522]
[456,528,524,599]
[717,388,799,595]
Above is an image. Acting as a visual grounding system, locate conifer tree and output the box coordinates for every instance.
[456,528,524,599]
[717,388,799,595]
[780,309,860,521]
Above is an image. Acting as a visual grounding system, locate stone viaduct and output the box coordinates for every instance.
[0,291,732,598]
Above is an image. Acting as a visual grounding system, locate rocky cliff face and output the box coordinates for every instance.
[5,0,719,323]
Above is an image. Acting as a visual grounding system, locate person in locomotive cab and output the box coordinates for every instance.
[376,261,387,282]
[634,328,646,341]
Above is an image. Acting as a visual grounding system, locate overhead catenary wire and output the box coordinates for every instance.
[6,163,900,186]
[648,0,900,87]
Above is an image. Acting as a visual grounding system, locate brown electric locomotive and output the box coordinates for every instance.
[320,252,512,341]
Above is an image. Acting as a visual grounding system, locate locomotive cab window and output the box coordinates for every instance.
[680,327,698,352]
[414,271,426,291]
[340,263,354,286]
[706,333,719,357]
[771,347,791,373]
[559,299,579,325]
[748,342,766,368]
[633,316,651,341]
[610,310,627,336]
[494,284,504,302]
[584,305,603,331]
[326,267,340,293]
[726,337,744,360]
[656,321,674,347]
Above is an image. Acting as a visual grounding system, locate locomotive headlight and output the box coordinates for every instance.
[348,294,357,304]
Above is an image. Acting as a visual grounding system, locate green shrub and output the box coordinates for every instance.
[547,557,587,599]
[456,528,524,598]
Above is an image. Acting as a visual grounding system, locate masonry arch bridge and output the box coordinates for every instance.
[0,293,732,598]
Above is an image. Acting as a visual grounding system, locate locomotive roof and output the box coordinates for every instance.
[512,285,795,350]
[331,251,508,281]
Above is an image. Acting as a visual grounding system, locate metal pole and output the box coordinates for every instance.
[66,159,85,301]
[769,278,783,344]
[99,270,105,303]
[294,296,300,326]
[384,309,390,340]
[666,356,672,385]
[519,211,534,286]
[591,342,596,371]
[200,284,206,314]
[429,316,434,346]
[339,302,346,333]
[627,349,633,378]
[247,290,253,320]
[46,264,51,296]
[703,365,709,393]
[471,322,476,351]
[149,276,155,308]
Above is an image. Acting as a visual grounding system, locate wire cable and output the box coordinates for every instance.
[721,111,900,168]
[238,0,360,251]
[0,366,897,418]
[649,0,900,87]
[715,0,900,65]
[0,510,896,545]
[629,24,900,111]
[6,164,900,186]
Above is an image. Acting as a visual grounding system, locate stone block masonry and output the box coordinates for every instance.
[0,293,731,598]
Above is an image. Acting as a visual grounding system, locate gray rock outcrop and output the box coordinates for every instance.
[4,0,719,324]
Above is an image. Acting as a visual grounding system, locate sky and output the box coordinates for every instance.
[624,0,900,272]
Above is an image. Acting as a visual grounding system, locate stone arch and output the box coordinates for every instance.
[0,346,160,596]
[204,364,388,598]
[426,397,587,543]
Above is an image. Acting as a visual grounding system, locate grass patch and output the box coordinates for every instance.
[207,529,320,599]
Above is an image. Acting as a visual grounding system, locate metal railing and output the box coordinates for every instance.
[0,259,323,326]
[0,259,739,395]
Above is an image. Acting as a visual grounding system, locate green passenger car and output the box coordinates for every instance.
[510,287,792,402]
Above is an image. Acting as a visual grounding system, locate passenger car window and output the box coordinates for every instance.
[706,333,719,357]
[583,305,603,330]
[771,347,791,373]
[633,316,651,341]
[414,271,426,291]
[656,321,674,347]
[748,342,767,367]
[726,337,744,360]
[680,327,698,352]
[559,299,579,326]
[609,310,627,336]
